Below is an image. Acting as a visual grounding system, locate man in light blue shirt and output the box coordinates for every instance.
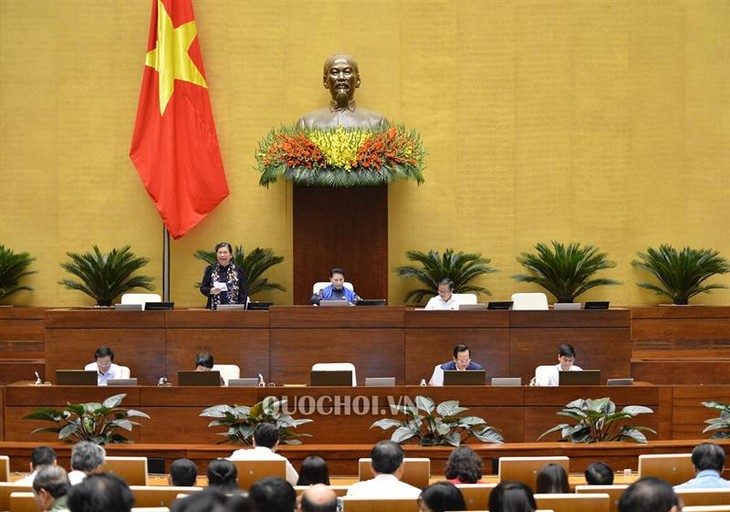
[674,442,730,489]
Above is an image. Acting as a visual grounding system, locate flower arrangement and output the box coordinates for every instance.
[256,124,425,187]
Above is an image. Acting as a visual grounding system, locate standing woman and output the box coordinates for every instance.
[200,243,249,309]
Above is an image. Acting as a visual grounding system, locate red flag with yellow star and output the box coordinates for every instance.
[130,0,228,240]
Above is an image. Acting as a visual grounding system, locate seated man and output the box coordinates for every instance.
[84,346,124,386]
[14,445,57,485]
[249,476,296,512]
[674,442,730,489]
[229,422,299,485]
[311,268,360,305]
[32,465,71,512]
[68,441,105,485]
[531,343,582,386]
[346,440,421,498]
[424,278,461,310]
[67,473,134,512]
[619,477,680,512]
[298,484,338,512]
[429,344,484,386]
[169,458,198,487]
[585,461,614,485]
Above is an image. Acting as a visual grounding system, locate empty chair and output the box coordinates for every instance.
[676,489,730,507]
[340,498,419,512]
[683,507,730,512]
[294,485,350,497]
[511,292,549,310]
[103,456,148,486]
[312,362,357,387]
[498,457,569,490]
[229,459,287,491]
[211,364,241,386]
[358,458,430,490]
[9,491,35,512]
[0,456,8,482]
[575,485,628,512]
[452,293,478,305]
[121,293,163,310]
[130,486,202,508]
[131,508,171,512]
[535,493,610,512]
[638,453,694,486]
[0,484,32,512]
[455,483,497,510]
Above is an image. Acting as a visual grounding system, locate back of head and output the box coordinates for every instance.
[297,455,330,486]
[170,487,230,512]
[170,458,198,487]
[619,477,679,512]
[585,461,614,485]
[249,476,296,512]
[70,441,106,473]
[419,481,467,512]
[67,473,135,512]
[206,459,238,492]
[370,440,404,475]
[535,463,570,493]
[195,352,215,369]
[33,465,70,499]
[301,483,338,512]
[253,422,279,449]
[488,482,536,512]
[31,445,57,469]
[558,344,576,358]
[692,442,726,472]
[444,445,483,484]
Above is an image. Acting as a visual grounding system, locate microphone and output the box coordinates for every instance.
[258,374,266,387]
[34,371,42,385]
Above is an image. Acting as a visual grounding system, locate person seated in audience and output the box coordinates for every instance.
[67,473,135,512]
[535,463,570,493]
[297,455,331,485]
[425,278,462,310]
[297,483,338,512]
[229,422,299,485]
[418,481,467,512]
[619,477,680,512]
[32,465,70,512]
[311,268,360,305]
[249,476,297,512]
[194,352,225,385]
[428,344,484,386]
[169,458,198,487]
[585,461,614,485]
[207,459,239,492]
[83,346,124,386]
[488,482,536,512]
[14,445,57,485]
[674,442,730,489]
[68,442,105,485]
[443,446,484,484]
[531,343,582,386]
[170,487,253,512]
[345,440,422,498]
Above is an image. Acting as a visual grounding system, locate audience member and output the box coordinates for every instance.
[619,477,680,512]
[444,446,484,484]
[170,487,245,512]
[531,343,582,386]
[169,458,198,487]
[418,481,467,512]
[32,465,70,512]
[15,445,57,485]
[585,461,614,485]
[229,422,299,485]
[195,352,215,370]
[249,476,297,512]
[297,455,331,485]
[67,473,135,512]
[311,268,360,305]
[429,344,484,386]
[488,482,536,512]
[675,442,730,489]
[68,442,105,485]
[297,483,338,512]
[83,346,124,386]
[535,463,570,493]
[345,440,422,498]
[424,278,461,310]
[207,459,239,492]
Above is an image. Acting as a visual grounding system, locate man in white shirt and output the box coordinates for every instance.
[83,346,124,386]
[345,440,422,498]
[229,423,299,485]
[424,279,461,310]
[532,343,582,386]
[13,445,57,486]
[68,441,105,486]
[428,344,485,386]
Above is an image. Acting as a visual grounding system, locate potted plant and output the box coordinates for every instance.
[632,245,729,305]
[538,397,656,443]
[59,245,154,306]
[371,395,503,446]
[0,244,36,304]
[200,396,312,445]
[700,401,730,439]
[394,249,497,305]
[23,393,150,444]
[512,241,620,303]
[194,245,285,297]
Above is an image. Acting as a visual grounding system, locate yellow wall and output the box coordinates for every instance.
[1,0,728,307]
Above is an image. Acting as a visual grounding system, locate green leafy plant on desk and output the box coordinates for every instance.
[201,396,312,445]
[539,397,656,443]
[371,395,504,447]
[701,401,730,439]
[23,393,150,444]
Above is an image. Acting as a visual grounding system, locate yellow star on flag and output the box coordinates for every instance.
[145,0,207,115]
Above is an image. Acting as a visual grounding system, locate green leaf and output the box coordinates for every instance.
[391,426,417,444]
[0,245,36,303]
[436,400,468,417]
[415,396,435,414]
[102,394,126,409]
[370,418,402,430]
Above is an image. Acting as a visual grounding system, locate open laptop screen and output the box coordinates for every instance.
[310,370,353,386]
[56,370,97,386]
[178,370,221,386]
[558,370,601,386]
[443,370,486,386]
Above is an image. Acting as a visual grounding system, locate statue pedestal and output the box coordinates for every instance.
[293,186,388,304]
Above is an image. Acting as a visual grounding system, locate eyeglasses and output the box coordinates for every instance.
[456,358,471,363]
[97,361,112,367]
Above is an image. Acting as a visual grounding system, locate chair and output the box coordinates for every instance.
[117,365,132,379]
[535,493,610,512]
[511,292,549,310]
[676,489,730,507]
[0,484,31,512]
[575,485,628,512]
[211,364,241,386]
[229,459,286,491]
[104,456,148,486]
[131,509,171,512]
[312,362,357,387]
[637,453,694,486]
[340,498,419,512]
[357,458,430,490]
[121,293,163,311]
[498,456,569,490]
[531,365,556,386]
[313,282,354,294]
[0,456,8,482]
[455,483,497,510]
[452,293,478,305]
[130,486,202,508]
[295,485,350,497]
[8,492,35,512]
[683,507,730,512]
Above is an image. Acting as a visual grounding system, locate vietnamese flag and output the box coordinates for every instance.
[130,0,228,240]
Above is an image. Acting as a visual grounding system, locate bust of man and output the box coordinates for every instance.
[297,53,387,130]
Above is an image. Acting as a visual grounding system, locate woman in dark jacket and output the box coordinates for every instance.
[200,242,248,310]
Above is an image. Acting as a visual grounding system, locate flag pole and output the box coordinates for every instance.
[163,226,170,301]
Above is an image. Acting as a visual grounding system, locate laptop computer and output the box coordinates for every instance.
[310,370,353,386]
[607,377,635,386]
[247,301,273,310]
[553,302,582,310]
[144,301,174,310]
[228,378,260,387]
[56,370,97,386]
[107,378,138,386]
[356,299,386,306]
[318,300,349,307]
[216,304,247,311]
[558,370,601,386]
[114,303,143,311]
[584,301,610,310]
[458,304,489,311]
[488,301,513,310]
[443,370,486,386]
[365,377,396,387]
[178,370,221,386]
[491,377,522,386]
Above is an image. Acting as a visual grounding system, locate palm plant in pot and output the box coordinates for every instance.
[513,241,620,303]
[59,245,154,306]
[394,249,497,305]
[632,245,729,305]
[0,244,36,304]
[194,245,285,297]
